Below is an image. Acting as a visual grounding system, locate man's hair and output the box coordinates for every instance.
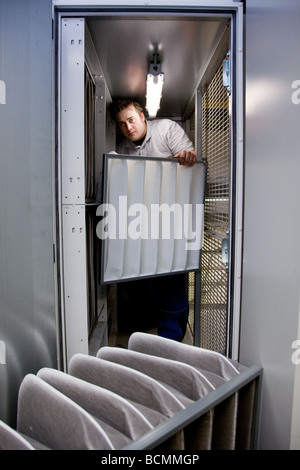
[112,99,144,118]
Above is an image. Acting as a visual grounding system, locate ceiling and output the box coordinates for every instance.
[87,14,229,118]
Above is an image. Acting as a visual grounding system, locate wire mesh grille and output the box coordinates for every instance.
[187,111,196,337]
[200,61,230,352]
[187,61,230,350]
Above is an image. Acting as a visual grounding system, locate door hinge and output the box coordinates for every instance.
[221,230,230,272]
[223,52,231,95]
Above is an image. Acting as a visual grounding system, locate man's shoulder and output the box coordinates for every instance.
[149,118,174,127]
[148,118,178,134]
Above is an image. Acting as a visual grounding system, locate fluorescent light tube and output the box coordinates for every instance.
[146,73,164,118]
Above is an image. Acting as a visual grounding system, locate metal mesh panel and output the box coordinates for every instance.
[187,270,195,333]
[199,61,230,352]
[186,112,196,337]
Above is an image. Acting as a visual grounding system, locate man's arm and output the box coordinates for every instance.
[164,120,196,166]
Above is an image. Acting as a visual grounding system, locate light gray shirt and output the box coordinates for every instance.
[116,119,194,158]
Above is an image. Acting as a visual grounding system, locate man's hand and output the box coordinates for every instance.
[173,150,196,166]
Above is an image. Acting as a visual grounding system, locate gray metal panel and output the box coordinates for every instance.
[0,0,57,425]
[241,0,300,450]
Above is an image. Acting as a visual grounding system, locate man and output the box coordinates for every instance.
[112,99,197,341]
[114,99,196,166]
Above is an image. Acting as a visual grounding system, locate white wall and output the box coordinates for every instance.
[240,0,300,449]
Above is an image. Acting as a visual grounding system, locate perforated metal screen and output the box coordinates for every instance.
[201,61,230,352]
[188,60,230,353]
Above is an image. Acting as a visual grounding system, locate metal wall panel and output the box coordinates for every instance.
[59,18,89,365]
[0,0,57,426]
[241,0,300,450]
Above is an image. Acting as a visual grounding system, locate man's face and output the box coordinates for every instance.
[116,105,147,142]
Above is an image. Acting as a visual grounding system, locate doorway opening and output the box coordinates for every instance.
[54,3,244,369]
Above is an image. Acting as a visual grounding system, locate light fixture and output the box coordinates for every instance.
[146,53,164,119]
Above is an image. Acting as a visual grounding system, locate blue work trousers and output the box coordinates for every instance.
[122,273,189,342]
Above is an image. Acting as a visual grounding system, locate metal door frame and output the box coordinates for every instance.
[53,1,244,365]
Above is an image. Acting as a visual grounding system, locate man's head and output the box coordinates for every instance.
[113,99,147,142]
